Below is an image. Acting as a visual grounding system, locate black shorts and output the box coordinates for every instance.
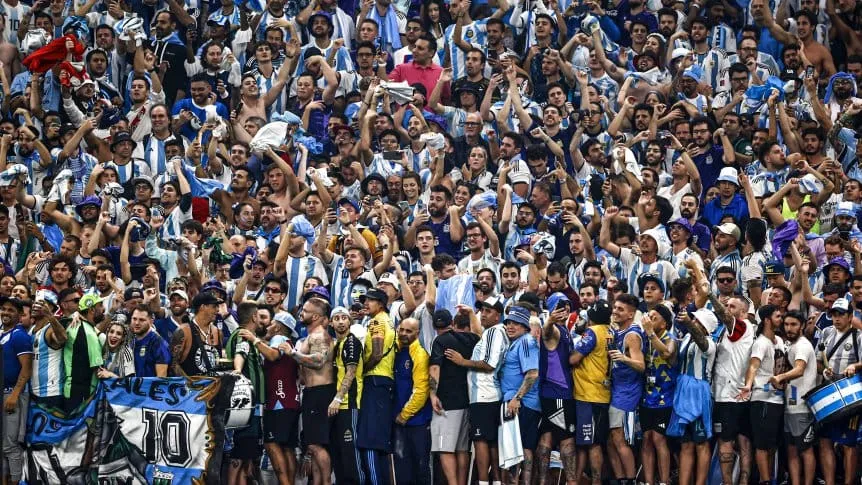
[639,406,672,435]
[713,401,751,441]
[302,384,337,446]
[469,402,501,442]
[750,401,783,450]
[518,407,542,450]
[539,398,577,442]
[574,401,609,446]
[232,416,263,460]
[263,408,300,446]
[679,418,709,444]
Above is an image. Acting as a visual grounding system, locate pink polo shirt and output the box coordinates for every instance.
[388,61,448,102]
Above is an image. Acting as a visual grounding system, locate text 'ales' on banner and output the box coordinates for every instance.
[24,374,243,485]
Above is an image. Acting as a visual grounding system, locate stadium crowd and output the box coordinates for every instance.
[0,0,861,482]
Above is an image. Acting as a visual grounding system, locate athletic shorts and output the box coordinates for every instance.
[639,406,672,435]
[469,401,501,442]
[539,398,577,442]
[263,408,300,446]
[679,418,709,444]
[784,412,816,451]
[713,401,751,441]
[232,416,263,460]
[301,384,336,446]
[749,401,783,450]
[574,401,609,446]
[518,406,542,450]
[431,408,470,453]
[818,414,860,446]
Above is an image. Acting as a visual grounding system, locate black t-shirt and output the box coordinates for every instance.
[429,329,479,410]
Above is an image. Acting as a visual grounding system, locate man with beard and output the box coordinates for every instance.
[0,296,32,483]
[64,294,104,411]
[688,17,729,93]
[798,127,828,167]
[242,42,294,119]
[747,139,789,198]
[171,73,230,143]
[0,125,51,197]
[458,220,503,279]
[410,184,464,258]
[712,61,759,122]
[128,306,170,378]
[29,290,65,410]
[234,256,268,305]
[150,11,189,105]
[687,116,736,193]
[287,297,337,485]
[86,49,121,106]
[764,10,836,82]
[771,311,817,485]
[320,220,393,309]
[155,289,190,342]
[273,218,329,313]
[678,67,710,115]
[211,166,261,223]
[600,209,677,297]
[813,298,862,485]
[183,40,240,104]
[225,301,266,483]
[287,56,338,142]
[501,203,537,261]
[394,17,436,65]
[296,11,353,73]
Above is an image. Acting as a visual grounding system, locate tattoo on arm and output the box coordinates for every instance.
[686,320,710,353]
[429,375,438,393]
[365,336,384,370]
[169,329,187,377]
[708,294,734,328]
[515,369,538,399]
[291,334,331,369]
[337,364,357,399]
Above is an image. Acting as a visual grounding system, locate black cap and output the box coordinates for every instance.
[124,287,144,300]
[0,296,24,310]
[432,309,453,329]
[110,131,137,151]
[587,300,611,325]
[191,292,223,310]
[363,288,388,304]
[518,292,541,313]
[653,304,674,326]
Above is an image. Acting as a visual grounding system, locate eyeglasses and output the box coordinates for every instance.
[717,278,735,284]
[466,233,483,239]
[464,121,481,127]
[264,287,283,293]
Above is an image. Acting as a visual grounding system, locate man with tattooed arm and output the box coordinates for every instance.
[282,297,335,485]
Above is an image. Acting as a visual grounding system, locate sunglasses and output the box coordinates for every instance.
[717,278,735,284]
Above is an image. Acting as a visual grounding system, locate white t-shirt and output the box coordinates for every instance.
[713,321,755,402]
[750,334,787,405]
[785,336,817,415]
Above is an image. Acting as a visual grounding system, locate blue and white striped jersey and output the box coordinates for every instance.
[444,19,488,80]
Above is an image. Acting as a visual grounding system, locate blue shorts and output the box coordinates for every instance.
[574,401,609,446]
[356,376,395,452]
[818,415,860,446]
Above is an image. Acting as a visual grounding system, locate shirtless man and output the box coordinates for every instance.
[280,297,335,485]
[760,3,835,80]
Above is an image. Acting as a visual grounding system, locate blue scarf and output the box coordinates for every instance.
[824,72,857,104]
[368,6,402,51]
[153,31,184,47]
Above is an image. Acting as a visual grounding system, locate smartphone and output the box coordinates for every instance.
[397,201,410,213]
[658,129,671,141]
[573,3,589,15]
[804,66,815,79]
[382,150,402,161]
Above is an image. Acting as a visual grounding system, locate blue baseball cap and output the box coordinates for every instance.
[764,260,785,275]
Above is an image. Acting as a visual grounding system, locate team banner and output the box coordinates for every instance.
[24,375,239,485]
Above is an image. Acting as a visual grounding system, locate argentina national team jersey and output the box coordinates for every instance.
[283,253,329,313]
[444,19,487,80]
[0,1,29,44]
[31,324,65,398]
[327,254,377,309]
[468,323,508,403]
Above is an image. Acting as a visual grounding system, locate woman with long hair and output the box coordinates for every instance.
[422,0,452,58]
[98,319,136,378]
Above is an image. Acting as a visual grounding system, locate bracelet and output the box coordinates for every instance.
[333,396,343,403]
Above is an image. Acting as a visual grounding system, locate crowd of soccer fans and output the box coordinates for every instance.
[0,0,862,483]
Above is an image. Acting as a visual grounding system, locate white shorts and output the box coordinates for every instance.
[431,409,470,453]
